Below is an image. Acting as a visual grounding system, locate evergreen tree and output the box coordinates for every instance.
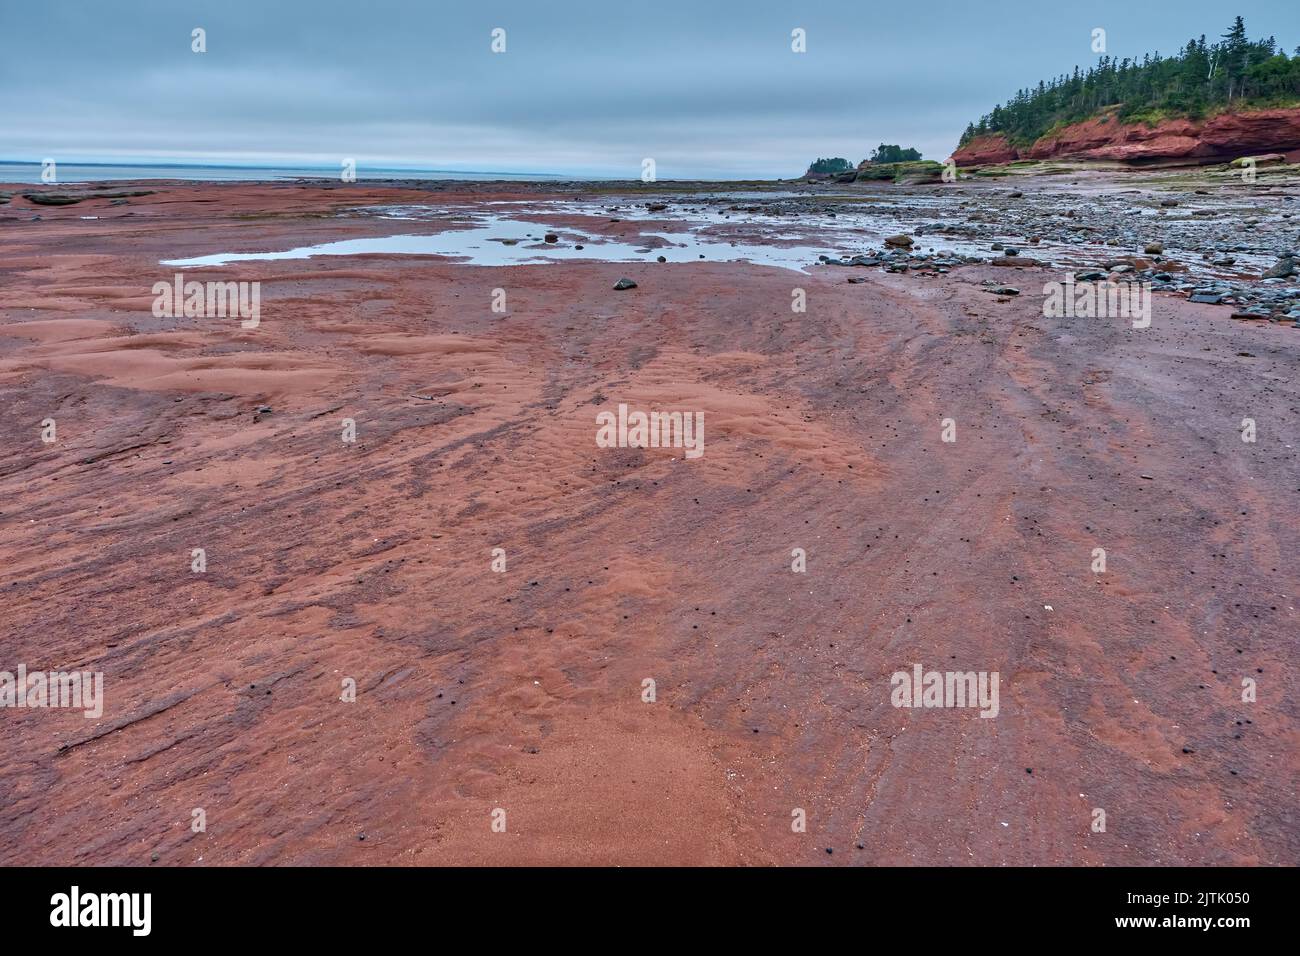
[807,157,853,175]
[959,17,1300,147]
[869,144,923,163]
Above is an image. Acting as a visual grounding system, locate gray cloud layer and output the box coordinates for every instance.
[2,0,1294,178]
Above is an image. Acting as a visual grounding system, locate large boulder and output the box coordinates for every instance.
[855,160,945,184]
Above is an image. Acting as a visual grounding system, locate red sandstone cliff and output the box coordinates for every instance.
[952,107,1300,166]
[950,134,1019,166]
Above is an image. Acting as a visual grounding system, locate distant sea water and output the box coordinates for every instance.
[0,161,578,184]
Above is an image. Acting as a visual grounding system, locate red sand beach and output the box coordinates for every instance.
[0,179,1296,865]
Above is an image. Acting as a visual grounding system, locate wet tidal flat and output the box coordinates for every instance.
[0,177,1296,865]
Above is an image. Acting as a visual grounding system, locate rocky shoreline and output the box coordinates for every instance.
[806,171,1300,324]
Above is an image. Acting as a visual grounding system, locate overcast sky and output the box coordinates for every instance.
[1,0,1295,178]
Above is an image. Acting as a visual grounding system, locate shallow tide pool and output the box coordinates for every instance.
[162,210,842,272]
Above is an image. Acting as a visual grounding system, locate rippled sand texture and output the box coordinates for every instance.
[0,180,1296,865]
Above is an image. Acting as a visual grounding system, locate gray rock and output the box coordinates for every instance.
[1263,257,1296,279]
[23,192,82,206]
[613,277,637,290]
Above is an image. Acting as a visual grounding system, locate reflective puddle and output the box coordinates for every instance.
[162,209,843,272]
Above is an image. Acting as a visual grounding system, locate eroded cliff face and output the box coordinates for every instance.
[952,107,1300,166]
[950,134,1019,166]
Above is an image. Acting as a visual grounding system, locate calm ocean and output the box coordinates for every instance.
[0,162,575,184]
